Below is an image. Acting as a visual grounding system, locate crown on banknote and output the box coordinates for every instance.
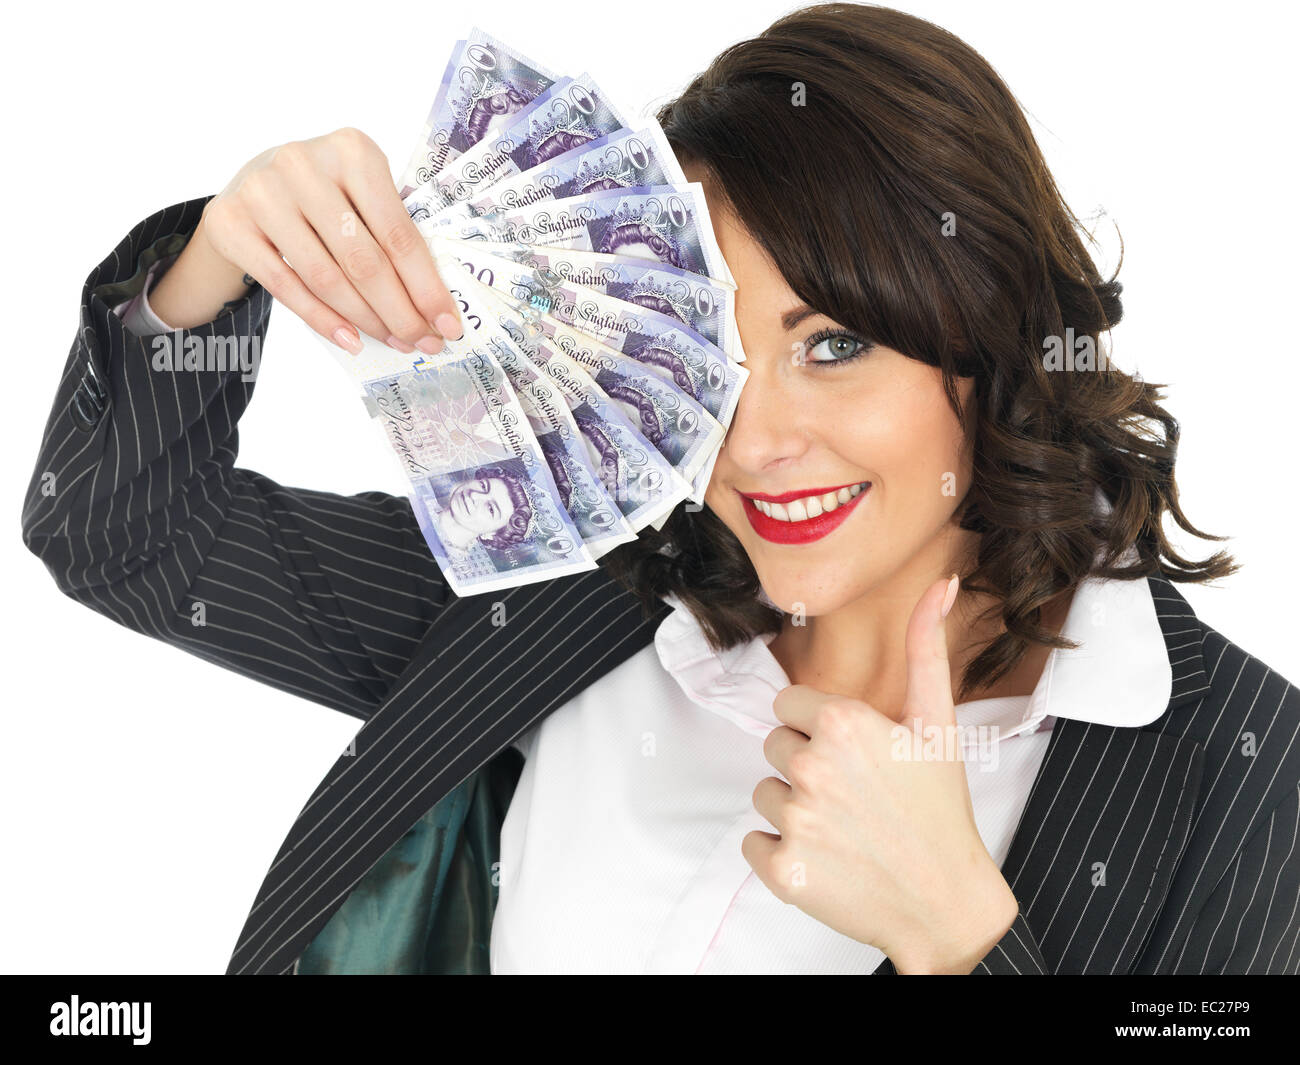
[599,200,684,269]
[624,275,696,326]
[632,328,696,366]
[571,157,632,192]
[454,72,515,118]
[534,113,597,143]
[612,199,672,237]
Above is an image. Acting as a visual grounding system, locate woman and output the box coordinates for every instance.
[21,3,1300,974]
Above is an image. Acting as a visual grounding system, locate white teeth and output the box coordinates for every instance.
[750,482,868,522]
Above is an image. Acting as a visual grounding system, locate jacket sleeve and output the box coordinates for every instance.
[872,909,1051,975]
[966,911,1051,973]
[20,196,451,723]
[1170,779,1300,974]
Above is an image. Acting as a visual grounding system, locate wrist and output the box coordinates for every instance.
[890,872,1019,974]
[148,207,252,328]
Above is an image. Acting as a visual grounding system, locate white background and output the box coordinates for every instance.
[2,0,1296,973]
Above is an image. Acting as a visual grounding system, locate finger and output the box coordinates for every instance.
[344,169,464,341]
[903,573,959,729]
[255,206,391,346]
[298,178,444,352]
[761,723,809,779]
[740,828,781,886]
[771,683,825,735]
[234,231,363,354]
[751,775,791,833]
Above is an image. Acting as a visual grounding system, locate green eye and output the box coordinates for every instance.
[806,330,873,364]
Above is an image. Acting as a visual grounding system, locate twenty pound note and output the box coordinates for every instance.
[362,349,598,595]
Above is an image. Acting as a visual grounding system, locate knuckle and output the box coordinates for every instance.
[422,277,454,312]
[818,701,854,741]
[260,265,293,299]
[380,220,422,259]
[341,245,383,283]
[783,802,815,838]
[302,258,342,294]
[202,197,237,237]
[270,141,310,174]
[785,749,820,787]
[784,748,808,780]
[332,125,373,154]
[236,169,275,207]
[391,312,429,341]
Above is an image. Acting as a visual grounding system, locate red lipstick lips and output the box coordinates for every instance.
[738,482,870,545]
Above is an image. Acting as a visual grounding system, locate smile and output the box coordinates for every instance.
[737,481,871,544]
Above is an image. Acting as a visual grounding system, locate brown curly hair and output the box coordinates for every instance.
[599,2,1235,701]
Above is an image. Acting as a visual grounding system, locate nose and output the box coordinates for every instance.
[722,357,811,476]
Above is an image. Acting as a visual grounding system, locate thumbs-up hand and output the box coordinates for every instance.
[742,574,1020,973]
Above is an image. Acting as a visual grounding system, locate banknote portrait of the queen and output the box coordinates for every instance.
[535,433,576,510]
[434,464,534,553]
[573,408,624,494]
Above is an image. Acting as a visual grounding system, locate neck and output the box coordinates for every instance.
[767,525,1031,721]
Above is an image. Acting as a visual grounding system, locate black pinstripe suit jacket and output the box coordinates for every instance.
[21,198,1300,974]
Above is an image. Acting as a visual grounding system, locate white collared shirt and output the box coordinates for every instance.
[489,572,1172,974]
[113,245,1176,973]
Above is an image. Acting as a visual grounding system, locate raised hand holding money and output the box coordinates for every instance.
[161,127,466,353]
[318,28,748,592]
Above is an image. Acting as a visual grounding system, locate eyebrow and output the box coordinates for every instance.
[781,305,820,331]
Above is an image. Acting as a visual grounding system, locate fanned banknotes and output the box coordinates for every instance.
[324,28,747,594]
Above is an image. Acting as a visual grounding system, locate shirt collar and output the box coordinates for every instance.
[985,569,1172,735]
[1023,491,1172,731]
[653,494,1171,740]
[654,596,790,740]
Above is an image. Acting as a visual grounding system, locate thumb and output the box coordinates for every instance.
[903,572,959,730]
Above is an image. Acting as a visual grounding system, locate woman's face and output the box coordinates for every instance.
[450,476,514,536]
[700,188,976,617]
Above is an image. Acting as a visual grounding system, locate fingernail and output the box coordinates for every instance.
[415,334,444,355]
[941,573,960,619]
[333,326,362,355]
[386,335,415,354]
[434,312,464,341]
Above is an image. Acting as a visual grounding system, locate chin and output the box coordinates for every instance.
[753,571,862,619]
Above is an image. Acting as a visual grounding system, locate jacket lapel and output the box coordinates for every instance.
[875,577,1210,974]
[225,570,669,974]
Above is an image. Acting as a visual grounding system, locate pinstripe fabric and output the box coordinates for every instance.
[874,577,1300,974]
[23,200,1300,975]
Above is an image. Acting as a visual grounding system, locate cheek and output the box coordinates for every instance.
[829,369,970,511]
